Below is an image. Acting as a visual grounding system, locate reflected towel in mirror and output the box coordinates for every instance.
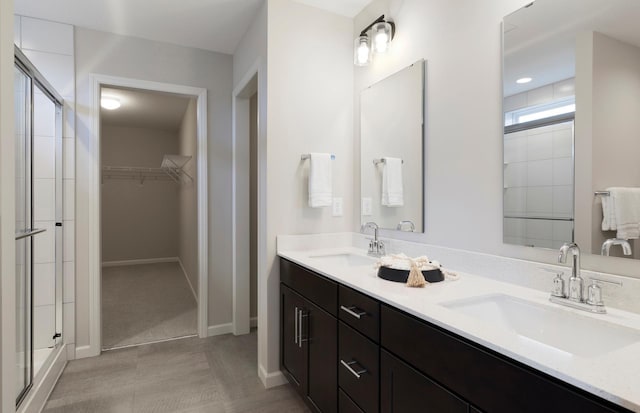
[381,157,404,207]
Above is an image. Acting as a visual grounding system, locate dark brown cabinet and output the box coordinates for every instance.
[380,349,467,413]
[281,261,338,413]
[280,258,630,413]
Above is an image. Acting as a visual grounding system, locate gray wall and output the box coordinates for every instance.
[75,27,233,347]
[178,98,199,295]
[101,125,179,262]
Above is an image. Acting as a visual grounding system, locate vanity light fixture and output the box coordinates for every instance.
[354,15,396,66]
[101,96,121,110]
[516,77,533,84]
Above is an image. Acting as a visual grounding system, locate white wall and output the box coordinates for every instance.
[178,99,199,295]
[263,0,354,376]
[0,0,16,409]
[75,28,233,347]
[101,125,179,262]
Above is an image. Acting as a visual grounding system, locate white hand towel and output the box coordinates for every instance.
[601,193,617,231]
[381,157,404,207]
[609,187,640,239]
[308,153,332,208]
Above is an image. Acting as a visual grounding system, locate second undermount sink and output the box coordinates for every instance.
[308,253,376,267]
[441,294,640,357]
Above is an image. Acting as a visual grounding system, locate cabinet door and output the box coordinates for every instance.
[380,350,468,413]
[281,285,307,393]
[304,298,338,413]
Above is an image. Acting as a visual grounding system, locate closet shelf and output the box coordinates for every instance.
[102,155,193,184]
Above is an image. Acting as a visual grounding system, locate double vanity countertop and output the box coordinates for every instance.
[278,242,640,411]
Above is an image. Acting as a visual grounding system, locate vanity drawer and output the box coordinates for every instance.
[339,389,365,413]
[339,285,380,342]
[381,305,629,413]
[339,322,379,413]
[280,258,337,316]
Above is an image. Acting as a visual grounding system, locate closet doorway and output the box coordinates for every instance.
[99,85,202,350]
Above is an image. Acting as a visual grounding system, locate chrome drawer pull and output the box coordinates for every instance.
[294,307,298,344]
[340,305,367,319]
[340,359,367,379]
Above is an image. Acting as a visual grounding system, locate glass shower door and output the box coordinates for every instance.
[15,63,33,405]
[14,49,64,408]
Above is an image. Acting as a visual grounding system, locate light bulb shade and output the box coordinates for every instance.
[101,97,121,110]
[372,21,393,54]
[354,35,372,66]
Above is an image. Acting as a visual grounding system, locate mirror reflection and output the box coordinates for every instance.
[503,0,640,260]
[360,60,425,232]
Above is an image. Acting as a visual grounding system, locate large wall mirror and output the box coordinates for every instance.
[503,0,640,260]
[360,60,425,232]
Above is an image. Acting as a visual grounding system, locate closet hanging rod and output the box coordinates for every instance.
[300,154,336,161]
[373,158,404,165]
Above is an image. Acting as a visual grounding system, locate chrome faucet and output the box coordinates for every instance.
[361,222,386,257]
[396,220,416,232]
[558,242,583,302]
[601,238,632,256]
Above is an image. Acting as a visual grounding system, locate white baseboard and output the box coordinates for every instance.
[258,364,288,389]
[101,257,178,267]
[18,344,67,413]
[177,257,198,303]
[75,344,99,359]
[207,323,233,337]
[66,344,76,361]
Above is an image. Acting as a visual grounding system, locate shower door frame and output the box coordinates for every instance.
[14,45,64,408]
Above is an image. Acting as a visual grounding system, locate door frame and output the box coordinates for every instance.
[231,60,263,336]
[85,74,208,357]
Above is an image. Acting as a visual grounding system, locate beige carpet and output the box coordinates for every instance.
[102,262,197,349]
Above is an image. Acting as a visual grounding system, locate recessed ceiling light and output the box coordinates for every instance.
[101,97,121,110]
[516,77,532,84]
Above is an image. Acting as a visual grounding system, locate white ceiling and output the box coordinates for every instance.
[101,87,192,132]
[15,0,263,54]
[504,0,640,96]
[15,0,374,54]
[291,0,373,17]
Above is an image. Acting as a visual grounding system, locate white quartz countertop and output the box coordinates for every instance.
[277,245,640,411]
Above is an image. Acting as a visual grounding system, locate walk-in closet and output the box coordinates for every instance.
[99,86,198,349]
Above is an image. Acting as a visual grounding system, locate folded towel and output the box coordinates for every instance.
[381,157,404,207]
[606,187,640,239]
[308,153,332,208]
[601,194,616,231]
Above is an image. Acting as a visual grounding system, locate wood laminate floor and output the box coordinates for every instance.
[102,262,197,349]
[43,331,309,412]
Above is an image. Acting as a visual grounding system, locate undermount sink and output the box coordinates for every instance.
[441,294,640,357]
[308,253,376,267]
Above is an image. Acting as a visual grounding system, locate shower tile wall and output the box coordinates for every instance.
[15,16,76,357]
[504,80,575,249]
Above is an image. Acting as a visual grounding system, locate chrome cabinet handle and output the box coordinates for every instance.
[298,309,303,348]
[340,359,367,379]
[294,307,298,344]
[340,305,367,319]
[15,228,46,240]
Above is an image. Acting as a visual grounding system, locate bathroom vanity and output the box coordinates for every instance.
[278,236,640,413]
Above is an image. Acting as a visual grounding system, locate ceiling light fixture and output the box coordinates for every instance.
[354,15,396,66]
[516,77,533,84]
[101,96,121,110]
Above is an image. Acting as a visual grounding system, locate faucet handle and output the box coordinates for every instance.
[540,267,566,298]
[586,277,622,307]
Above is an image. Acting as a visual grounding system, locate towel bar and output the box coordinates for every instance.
[301,154,335,161]
[373,158,404,165]
[595,191,610,197]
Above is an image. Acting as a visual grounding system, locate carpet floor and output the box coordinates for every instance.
[102,262,197,349]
